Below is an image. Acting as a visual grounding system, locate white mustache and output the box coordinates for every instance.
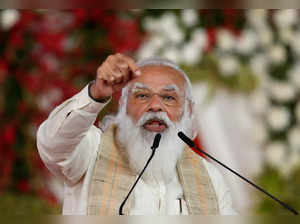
[136,112,174,129]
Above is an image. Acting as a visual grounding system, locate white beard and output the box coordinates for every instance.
[114,103,195,186]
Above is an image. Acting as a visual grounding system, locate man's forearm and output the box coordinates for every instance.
[36,84,110,184]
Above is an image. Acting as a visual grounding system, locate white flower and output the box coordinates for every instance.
[167,26,184,44]
[159,13,184,44]
[267,106,290,131]
[278,27,294,44]
[274,9,298,29]
[257,26,273,47]
[268,81,296,102]
[295,101,300,123]
[143,17,160,32]
[250,89,270,115]
[252,121,268,144]
[137,34,167,60]
[181,41,202,66]
[0,9,20,30]
[38,88,63,112]
[190,28,208,49]
[41,54,60,73]
[159,13,178,31]
[216,29,236,52]
[284,152,300,176]
[265,141,287,169]
[161,47,181,63]
[63,37,76,52]
[236,30,258,55]
[268,44,286,65]
[136,41,157,59]
[246,9,267,28]
[288,63,300,89]
[218,55,239,76]
[288,126,300,153]
[149,35,166,49]
[144,13,184,45]
[181,9,198,27]
[43,11,74,33]
[250,53,269,79]
[280,151,300,177]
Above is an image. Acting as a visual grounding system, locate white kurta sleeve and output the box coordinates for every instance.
[36,84,110,186]
[203,159,238,215]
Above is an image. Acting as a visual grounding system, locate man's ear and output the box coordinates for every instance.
[189,100,194,117]
[119,97,123,107]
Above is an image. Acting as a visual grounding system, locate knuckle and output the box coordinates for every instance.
[97,68,104,78]
[97,67,102,74]
[113,70,122,77]
[107,55,116,62]
[119,62,129,69]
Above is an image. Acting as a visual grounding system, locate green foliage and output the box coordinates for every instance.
[0,192,61,215]
[255,165,300,215]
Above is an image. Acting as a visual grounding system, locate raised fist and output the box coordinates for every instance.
[90,53,141,100]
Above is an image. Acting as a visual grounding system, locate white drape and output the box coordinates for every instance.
[192,83,263,214]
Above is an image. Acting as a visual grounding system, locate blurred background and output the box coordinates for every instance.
[0,9,300,215]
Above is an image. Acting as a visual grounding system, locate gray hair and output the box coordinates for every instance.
[119,57,195,114]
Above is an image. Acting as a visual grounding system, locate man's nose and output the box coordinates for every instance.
[147,94,163,112]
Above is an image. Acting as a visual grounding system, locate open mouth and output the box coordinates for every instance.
[143,118,168,132]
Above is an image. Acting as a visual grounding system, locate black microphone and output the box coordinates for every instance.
[178,131,299,215]
[119,133,161,215]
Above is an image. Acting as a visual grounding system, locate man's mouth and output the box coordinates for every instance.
[143,119,168,132]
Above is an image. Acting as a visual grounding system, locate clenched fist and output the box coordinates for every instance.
[90,53,141,100]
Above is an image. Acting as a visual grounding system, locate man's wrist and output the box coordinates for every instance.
[88,81,111,103]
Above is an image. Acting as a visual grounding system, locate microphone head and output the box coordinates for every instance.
[151,133,162,149]
[178,131,195,147]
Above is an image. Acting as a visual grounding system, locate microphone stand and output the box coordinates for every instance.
[178,131,299,215]
[119,133,161,215]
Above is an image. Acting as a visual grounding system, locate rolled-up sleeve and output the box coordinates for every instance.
[36,84,110,186]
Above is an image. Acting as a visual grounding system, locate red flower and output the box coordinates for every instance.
[36,32,66,57]
[37,187,58,205]
[2,124,16,146]
[205,27,216,52]
[17,180,31,193]
[9,28,24,48]
[17,11,36,28]
[16,71,44,94]
[108,19,142,53]
[17,101,29,113]
[52,79,79,100]
[0,147,16,192]
[73,9,88,26]
[0,60,8,84]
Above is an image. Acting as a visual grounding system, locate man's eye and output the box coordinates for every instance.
[136,93,149,99]
[162,95,176,101]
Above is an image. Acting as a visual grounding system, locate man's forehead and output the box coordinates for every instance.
[130,65,186,90]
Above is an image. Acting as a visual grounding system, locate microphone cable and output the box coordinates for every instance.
[178,131,298,215]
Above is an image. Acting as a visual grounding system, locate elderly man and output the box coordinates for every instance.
[37,53,237,215]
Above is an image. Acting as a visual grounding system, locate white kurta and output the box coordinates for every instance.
[36,84,237,215]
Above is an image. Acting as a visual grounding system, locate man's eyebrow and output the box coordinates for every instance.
[131,83,150,93]
[162,84,179,92]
